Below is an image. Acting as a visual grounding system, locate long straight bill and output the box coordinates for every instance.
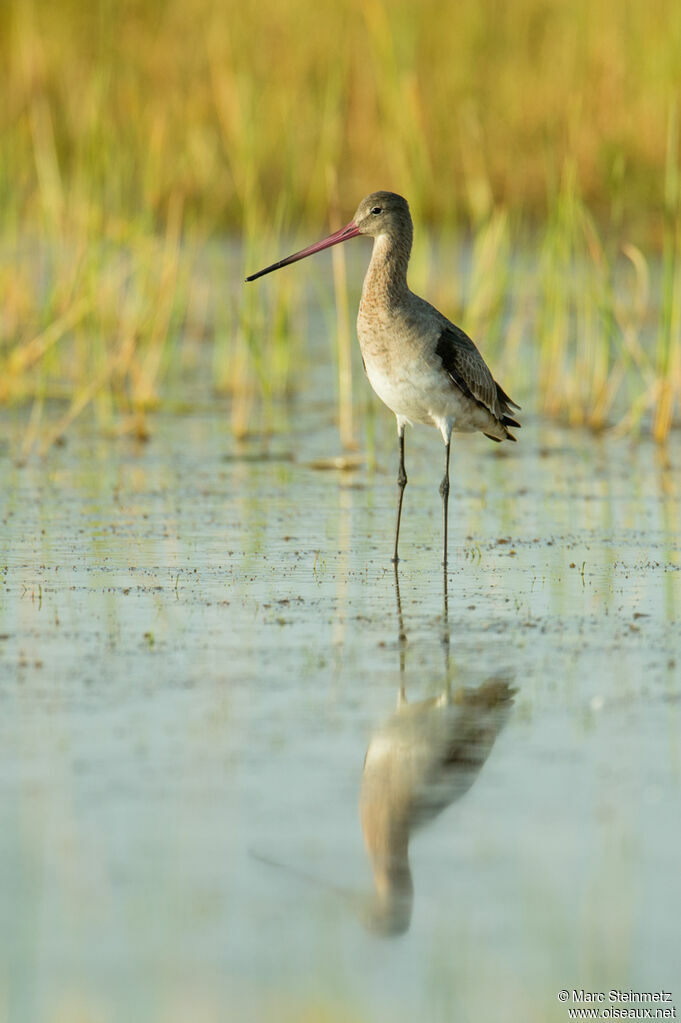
[245,221,360,282]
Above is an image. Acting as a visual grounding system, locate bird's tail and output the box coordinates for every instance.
[491,381,521,441]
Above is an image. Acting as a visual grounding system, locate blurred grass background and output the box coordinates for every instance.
[1,0,680,448]
[3,0,680,229]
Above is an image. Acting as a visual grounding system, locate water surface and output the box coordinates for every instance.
[1,381,680,1022]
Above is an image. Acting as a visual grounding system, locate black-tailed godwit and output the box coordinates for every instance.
[246,191,520,565]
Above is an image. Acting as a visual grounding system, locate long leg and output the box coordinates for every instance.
[441,548,450,679]
[392,427,407,563]
[439,437,451,568]
[393,561,407,692]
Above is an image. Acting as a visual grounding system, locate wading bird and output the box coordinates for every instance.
[246,191,520,565]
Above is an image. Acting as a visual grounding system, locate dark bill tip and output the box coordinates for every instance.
[245,220,360,283]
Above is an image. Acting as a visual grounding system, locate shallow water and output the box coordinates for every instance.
[1,378,680,1021]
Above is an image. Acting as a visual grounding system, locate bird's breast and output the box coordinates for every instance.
[357,313,459,429]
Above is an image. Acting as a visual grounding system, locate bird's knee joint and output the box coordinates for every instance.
[439,477,449,498]
[398,468,407,488]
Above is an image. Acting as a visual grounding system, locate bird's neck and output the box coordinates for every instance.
[361,230,412,312]
[372,851,413,900]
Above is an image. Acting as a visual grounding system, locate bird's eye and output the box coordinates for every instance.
[371,206,382,215]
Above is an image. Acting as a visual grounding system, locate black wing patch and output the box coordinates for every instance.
[435,326,521,440]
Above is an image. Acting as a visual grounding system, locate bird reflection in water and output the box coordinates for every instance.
[359,567,515,936]
[250,570,514,937]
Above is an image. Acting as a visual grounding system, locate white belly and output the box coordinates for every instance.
[364,357,478,436]
[356,299,497,440]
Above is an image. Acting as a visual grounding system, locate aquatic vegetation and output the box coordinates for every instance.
[1,0,680,448]
[3,0,680,227]
[653,104,681,442]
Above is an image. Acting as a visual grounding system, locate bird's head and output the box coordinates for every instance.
[352,191,412,240]
[245,190,413,283]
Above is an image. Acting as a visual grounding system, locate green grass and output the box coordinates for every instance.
[1,0,680,447]
[4,0,681,229]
